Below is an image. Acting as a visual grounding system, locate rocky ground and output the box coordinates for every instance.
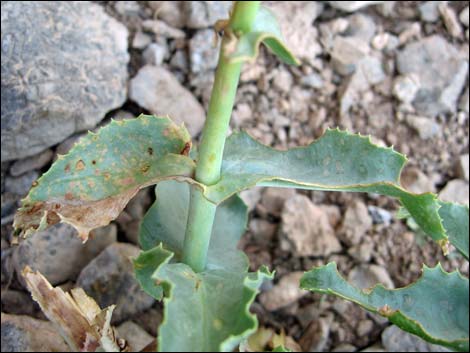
[1,1,469,352]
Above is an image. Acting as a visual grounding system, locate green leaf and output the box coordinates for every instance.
[272,346,291,352]
[134,180,271,351]
[301,263,469,352]
[227,6,300,66]
[139,180,248,270]
[13,114,195,241]
[198,129,468,256]
[438,202,469,260]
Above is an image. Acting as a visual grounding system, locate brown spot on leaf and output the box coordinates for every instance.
[147,147,153,155]
[103,172,111,181]
[180,142,191,156]
[141,165,150,173]
[47,211,60,225]
[92,160,96,165]
[65,164,71,173]
[27,202,44,215]
[75,160,85,171]
[65,192,74,201]
[32,180,39,187]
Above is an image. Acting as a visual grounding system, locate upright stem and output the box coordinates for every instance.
[182,1,260,272]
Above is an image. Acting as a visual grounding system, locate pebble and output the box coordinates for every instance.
[143,43,168,66]
[405,115,440,140]
[419,1,443,23]
[189,29,219,73]
[401,167,435,194]
[129,65,205,137]
[9,149,53,177]
[116,321,154,352]
[455,154,469,181]
[13,223,117,286]
[4,171,38,196]
[393,74,420,105]
[77,243,155,324]
[367,205,392,226]
[281,194,342,257]
[142,19,185,38]
[184,1,232,29]
[327,1,384,12]
[382,325,451,352]
[460,6,469,27]
[299,318,330,352]
[439,179,469,205]
[259,272,306,311]
[340,200,373,246]
[260,188,297,216]
[300,72,324,89]
[438,2,463,37]
[132,31,152,49]
[1,313,70,352]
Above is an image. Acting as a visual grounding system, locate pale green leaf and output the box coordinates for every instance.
[13,114,195,241]
[139,180,249,271]
[301,263,469,352]
[438,202,469,260]
[134,180,270,351]
[227,6,299,66]
[198,129,468,256]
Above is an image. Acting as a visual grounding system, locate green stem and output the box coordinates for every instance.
[182,1,260,272]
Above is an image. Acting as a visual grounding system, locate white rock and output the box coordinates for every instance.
[129,65,205,137]
[419,1,444,23]
[439,179,469,205]
[401,167,435,194]
[189,29,219,73]
[259,272,307,311]
[460,6,469,27]
[455,154,469,181]
[327,1,384,12]
[438,2,463,37]
[340,200,372,245]
[330,36,370,76]
[405,115,440,140]
[393,74,420,104]
[281,194,342,257]
[143,43,168,66]
[142,19,185,38]
[132,31,152,49]
[261,188,297,216]
[239,187,263,212]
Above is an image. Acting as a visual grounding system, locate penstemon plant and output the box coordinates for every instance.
[14,2,469,352]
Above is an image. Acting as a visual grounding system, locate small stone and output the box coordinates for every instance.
[348,264,394,289]
[129,66,205,137]
[261,188,297,216]
[13,223,117,286]
[250,219,277,246]
[299,318,330,352]
[184,1,232,29]
[330,36,370,76]
[300,72,324,89]
[239,187,263,212]
[345,13,377,43]
[282,195,342,257]
[169,50,189,71]
[1,290,40,317]
[348,242,374,263]
[259,272,306,311]
[406,115,440,140]
[114,1,140,16]
[1,313,70,352]
[189,29,219,73]
[5,170,38,196]
[327,1,384,12]
[439,179,469,205]
[401,167,435,194]
[460,7,469,27]
[9,149,53,177]
[393,74,420,104]
[116,321,154,352]
[396,35,468,116]
[419,1,443,22]
[142,19,185,38]
[459,86,469,114]
[371,32,390,51]
[357,319,374,336]
[439,2,463,37]
[273,69,294,93]
[455,154,469,181]
[398,22,422,45]
[361,344,386,352]
[147,2,185,28]
[77,243,154,324]
[382,325,451,352]
[333,343,357,352]
[367,205,392,226]
[340,200,372,246]
[232,103,252,127]
[267,2,323,64]
[132,31,152,49]
[143,43,168,66]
